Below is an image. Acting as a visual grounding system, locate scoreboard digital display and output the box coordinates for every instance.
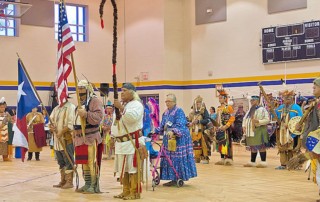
[262,20,320,64]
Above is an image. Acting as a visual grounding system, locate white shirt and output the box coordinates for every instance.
[242,106,270,137]
[50,102,76,151]
[111,100,144,154]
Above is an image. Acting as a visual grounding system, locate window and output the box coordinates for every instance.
[0,4,17,37]
[54,4,87,42]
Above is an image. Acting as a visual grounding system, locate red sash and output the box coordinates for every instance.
[133,131,140,167]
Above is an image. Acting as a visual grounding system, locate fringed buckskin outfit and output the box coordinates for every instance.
[298,78,320,193]
[26,110,44,160]
[0,111,11,161]
[188,96,211,163]
[275,90,303,168]
[50,101,76,189]
[74,80,103,194]
[304,100,320,191]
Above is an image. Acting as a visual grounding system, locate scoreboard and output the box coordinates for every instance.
[262,20,320,64]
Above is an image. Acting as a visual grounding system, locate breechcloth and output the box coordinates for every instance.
[82,141,97,188]
[279,136,298,166]
[192,132,208,159]
[75,145,89,164]
[33,123,47,148]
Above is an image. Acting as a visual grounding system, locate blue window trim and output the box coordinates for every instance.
[0,4,17,37]
[75,6,79,41]
[54,3,87,42]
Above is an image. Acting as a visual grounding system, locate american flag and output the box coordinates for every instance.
[55,0,75,105]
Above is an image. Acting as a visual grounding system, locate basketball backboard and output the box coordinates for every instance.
[0,0,32,18]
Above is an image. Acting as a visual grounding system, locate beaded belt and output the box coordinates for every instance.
[75,129,100,137]
[115,130,142,142]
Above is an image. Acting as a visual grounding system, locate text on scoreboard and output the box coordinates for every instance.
[262,20,320,64]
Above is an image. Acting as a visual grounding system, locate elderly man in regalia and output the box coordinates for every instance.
[275,90,302,170]
[74,80,104,194]
[188,96,211,164]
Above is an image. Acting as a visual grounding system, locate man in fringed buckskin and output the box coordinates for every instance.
[288,77,320,194]
[50,95,76,189]
[275,90,303,170]
[74,80,103,194]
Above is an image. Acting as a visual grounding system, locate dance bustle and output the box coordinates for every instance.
[287,153,308,170]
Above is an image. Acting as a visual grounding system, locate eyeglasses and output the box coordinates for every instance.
[165,100,173,103]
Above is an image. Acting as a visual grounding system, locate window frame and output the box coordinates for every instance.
[54,3,88,42]
[0,4,18,37]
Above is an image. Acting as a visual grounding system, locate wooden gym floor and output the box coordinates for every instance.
[0,145,319,202]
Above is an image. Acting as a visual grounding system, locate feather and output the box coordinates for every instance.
[305,160,311,172]
[0,97,5,104]
[148,98,159,128]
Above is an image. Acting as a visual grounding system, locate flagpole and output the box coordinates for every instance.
[15,53,39,162]
[59,0,85,137]
[16,54,45,110]
[16,54,58,140]
[16,53,79,186]
[15,54,58,146]
[70,53,86,137]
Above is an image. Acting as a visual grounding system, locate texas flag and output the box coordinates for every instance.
[12,59,40,161]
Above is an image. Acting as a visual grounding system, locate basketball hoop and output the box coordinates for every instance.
[0,0,32,19]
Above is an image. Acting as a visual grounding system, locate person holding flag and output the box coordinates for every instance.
[55,0,76,106]
[50,95,76,189]
[74,80,103,194]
